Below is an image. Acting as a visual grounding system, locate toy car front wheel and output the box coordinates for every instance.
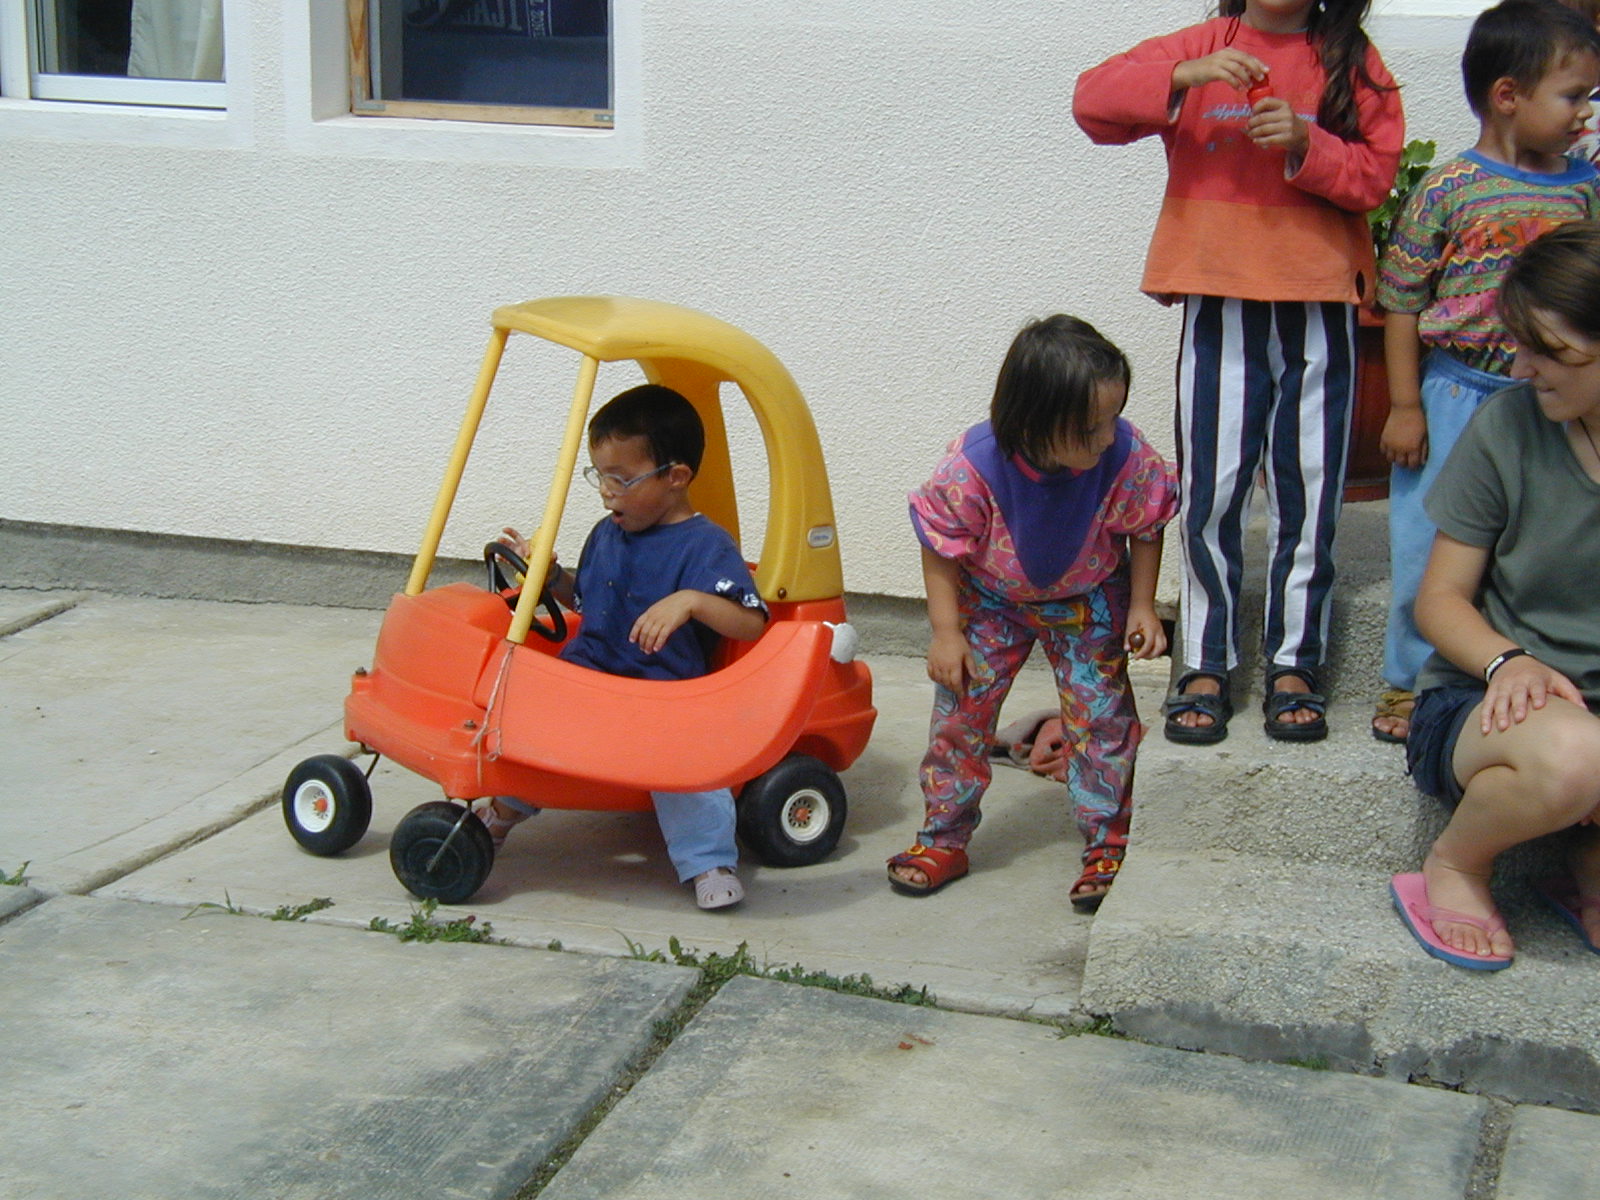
[390,801,495,904]
[736,754,847,868]
[282,755,373,856]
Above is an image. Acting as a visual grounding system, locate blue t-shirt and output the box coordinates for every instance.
[559,514,767,681]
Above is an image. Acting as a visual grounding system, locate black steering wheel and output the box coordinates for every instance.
[483,542,568,643]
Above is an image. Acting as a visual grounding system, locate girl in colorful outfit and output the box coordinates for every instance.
[887,316,1177,910]
[1074,0,1404,744]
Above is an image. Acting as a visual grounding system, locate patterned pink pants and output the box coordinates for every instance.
[917,574,1141,865]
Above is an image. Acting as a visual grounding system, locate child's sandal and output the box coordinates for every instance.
[886,844,969,895]
[475,798,537,852]
[1070,849,1124,913]
[693,867,744,910]
[1263,668,1328,742]
[1162,671,1232,745]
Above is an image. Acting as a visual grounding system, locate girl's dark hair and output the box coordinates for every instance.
[990,315,1130,464]
[1220,0,1392,141]
[1462,0,1600,118]
[588,384,706,474]
[1499,220,1600,355]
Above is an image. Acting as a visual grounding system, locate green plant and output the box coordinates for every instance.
[622,935,935,1009]
[268,897,335,922]
[2,862,30,887]
[1369,138,1436,258]
[185,893,334,922]
[369,898,497,944]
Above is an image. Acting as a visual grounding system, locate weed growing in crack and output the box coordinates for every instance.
[369,898,496,944]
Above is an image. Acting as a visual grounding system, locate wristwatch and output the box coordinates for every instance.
[1483,647,1528,683]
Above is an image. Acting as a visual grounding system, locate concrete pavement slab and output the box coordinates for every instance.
[100,653,1170,1020]
[540,973,1486,1200]
[0,589,82,637]
[2,893,695,1200]
[0,593,379,895]
[1497,1103,1600,1200]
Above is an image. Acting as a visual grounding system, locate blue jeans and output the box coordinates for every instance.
[501,789,737,881]
[1384,353,1505,690]
[653,788,737,881]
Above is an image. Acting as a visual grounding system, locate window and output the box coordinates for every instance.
[19,0,224,107]
[350,1,611,129]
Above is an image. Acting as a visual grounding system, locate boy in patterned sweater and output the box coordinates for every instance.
[1372,0,1600,743]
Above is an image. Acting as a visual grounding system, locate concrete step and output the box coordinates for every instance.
[1080,849,1600,1112]
[1132,721,1442,875]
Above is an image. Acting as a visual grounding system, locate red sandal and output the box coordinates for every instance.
[886,844,970,895]
[1070,849,1123,913]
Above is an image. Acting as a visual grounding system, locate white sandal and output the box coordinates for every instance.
[475,799,537,852]
[693,868,744,910]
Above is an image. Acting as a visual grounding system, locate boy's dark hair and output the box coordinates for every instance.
[1220,0,1392,141]
[1557,0,1600,24]
[990,315,1130,465]
[1463,0,1600,118]
[588,384,706,474]
[1500,220,1600,353]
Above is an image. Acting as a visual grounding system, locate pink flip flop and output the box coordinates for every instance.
[1536,877,1600,955]
[1390,873,1512,971]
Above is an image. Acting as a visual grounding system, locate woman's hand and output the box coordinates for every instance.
[1480,654,1586,734]
[1379,407,1429,469]
[1246,96,1310,157]
[1171,49,1265,94]
[927,629,978,697]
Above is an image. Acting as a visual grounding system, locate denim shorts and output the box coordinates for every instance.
[1405,684,1483,805]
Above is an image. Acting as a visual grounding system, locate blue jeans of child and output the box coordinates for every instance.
[499,788,736,881]
[653,788,737,881]
[1384,352,1505,691]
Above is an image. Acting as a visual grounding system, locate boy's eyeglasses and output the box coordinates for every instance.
[582,462,674,492]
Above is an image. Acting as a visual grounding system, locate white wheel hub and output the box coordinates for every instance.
[780,788,830,844]
[292,779,337,833]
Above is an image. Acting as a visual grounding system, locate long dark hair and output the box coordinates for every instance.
[1221,0,1391,141]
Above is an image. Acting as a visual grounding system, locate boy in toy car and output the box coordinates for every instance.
[490,384,768,909]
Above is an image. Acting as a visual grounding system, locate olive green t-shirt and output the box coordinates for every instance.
[1417,384,1600,706]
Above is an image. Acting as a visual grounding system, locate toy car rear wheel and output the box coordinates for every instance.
[282,755,373,856]
[736,754,847,868]
[390,801,495,905]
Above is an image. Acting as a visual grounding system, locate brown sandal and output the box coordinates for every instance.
[1372,687,1413,744]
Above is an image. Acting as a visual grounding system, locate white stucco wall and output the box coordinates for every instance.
[0,1,1478,599]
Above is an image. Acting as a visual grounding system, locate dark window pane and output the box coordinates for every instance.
[383,1,609,111]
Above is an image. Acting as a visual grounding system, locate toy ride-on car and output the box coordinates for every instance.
[281,296,877,904]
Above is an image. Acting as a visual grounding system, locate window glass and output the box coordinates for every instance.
[36,0,222,81]
[27,0,224,107]
[356,0,611,128]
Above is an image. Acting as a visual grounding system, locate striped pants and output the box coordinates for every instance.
[917,573,1138,863]
[1176,295,1356,675]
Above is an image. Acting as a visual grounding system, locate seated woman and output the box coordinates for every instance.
[1393,220,1600,971]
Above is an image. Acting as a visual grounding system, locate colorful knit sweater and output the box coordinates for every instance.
[1073,17,1404,305]
[1376,150,1600,374]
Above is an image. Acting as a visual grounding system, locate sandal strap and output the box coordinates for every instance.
[1267,667,1321,692]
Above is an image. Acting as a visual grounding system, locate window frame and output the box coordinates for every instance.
[1,0,226,109]
[347,1,613,130]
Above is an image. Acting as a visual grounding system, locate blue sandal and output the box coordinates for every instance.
[1162,671,1232,745]
[1263,669,1328,742]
